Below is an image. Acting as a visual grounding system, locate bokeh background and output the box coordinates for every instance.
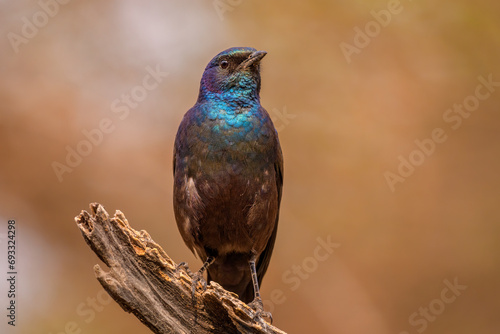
[1,1,500,333]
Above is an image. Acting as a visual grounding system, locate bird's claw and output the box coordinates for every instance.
[248,298,273,324]
[175,262,193,278]
[191,272,207,299]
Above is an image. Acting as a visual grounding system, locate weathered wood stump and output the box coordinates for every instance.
[75,203,286,334]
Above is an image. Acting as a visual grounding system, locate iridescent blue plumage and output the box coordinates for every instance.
[173,47,283,319]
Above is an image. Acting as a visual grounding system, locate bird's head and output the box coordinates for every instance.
[198,47,267,102]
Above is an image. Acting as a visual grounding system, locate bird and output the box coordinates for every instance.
[172,47,283,319]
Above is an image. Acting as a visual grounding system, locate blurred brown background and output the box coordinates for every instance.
[1,1,499,333]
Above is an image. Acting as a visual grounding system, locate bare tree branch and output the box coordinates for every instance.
[75,203,287,334]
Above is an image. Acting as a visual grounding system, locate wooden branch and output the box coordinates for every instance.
[75,203,286,334]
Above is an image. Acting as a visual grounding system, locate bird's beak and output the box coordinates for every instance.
[237,51,267,70]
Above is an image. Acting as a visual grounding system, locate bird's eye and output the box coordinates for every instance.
[220,60,229,69]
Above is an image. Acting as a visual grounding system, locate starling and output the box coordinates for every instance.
[173,47,283,319]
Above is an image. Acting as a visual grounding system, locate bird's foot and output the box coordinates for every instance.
[191,271,208,299]
[174,262,193,278]
[248,297,273,324]
[174,262,206,301]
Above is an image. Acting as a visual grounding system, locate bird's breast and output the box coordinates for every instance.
[174,101,280,257]
[188,105,273,163]
[206,106,269,141]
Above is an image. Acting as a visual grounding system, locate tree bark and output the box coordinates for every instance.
[75,203,287,334]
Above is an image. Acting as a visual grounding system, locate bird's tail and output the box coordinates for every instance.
[207,271,254,304]
[238,281,255,304]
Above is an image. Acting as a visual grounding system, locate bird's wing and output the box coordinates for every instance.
[256,134,284,284]
[172,146,176,176]
[172,109,204,257]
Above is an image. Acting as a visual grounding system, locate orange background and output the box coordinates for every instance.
[1,1,500,333]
